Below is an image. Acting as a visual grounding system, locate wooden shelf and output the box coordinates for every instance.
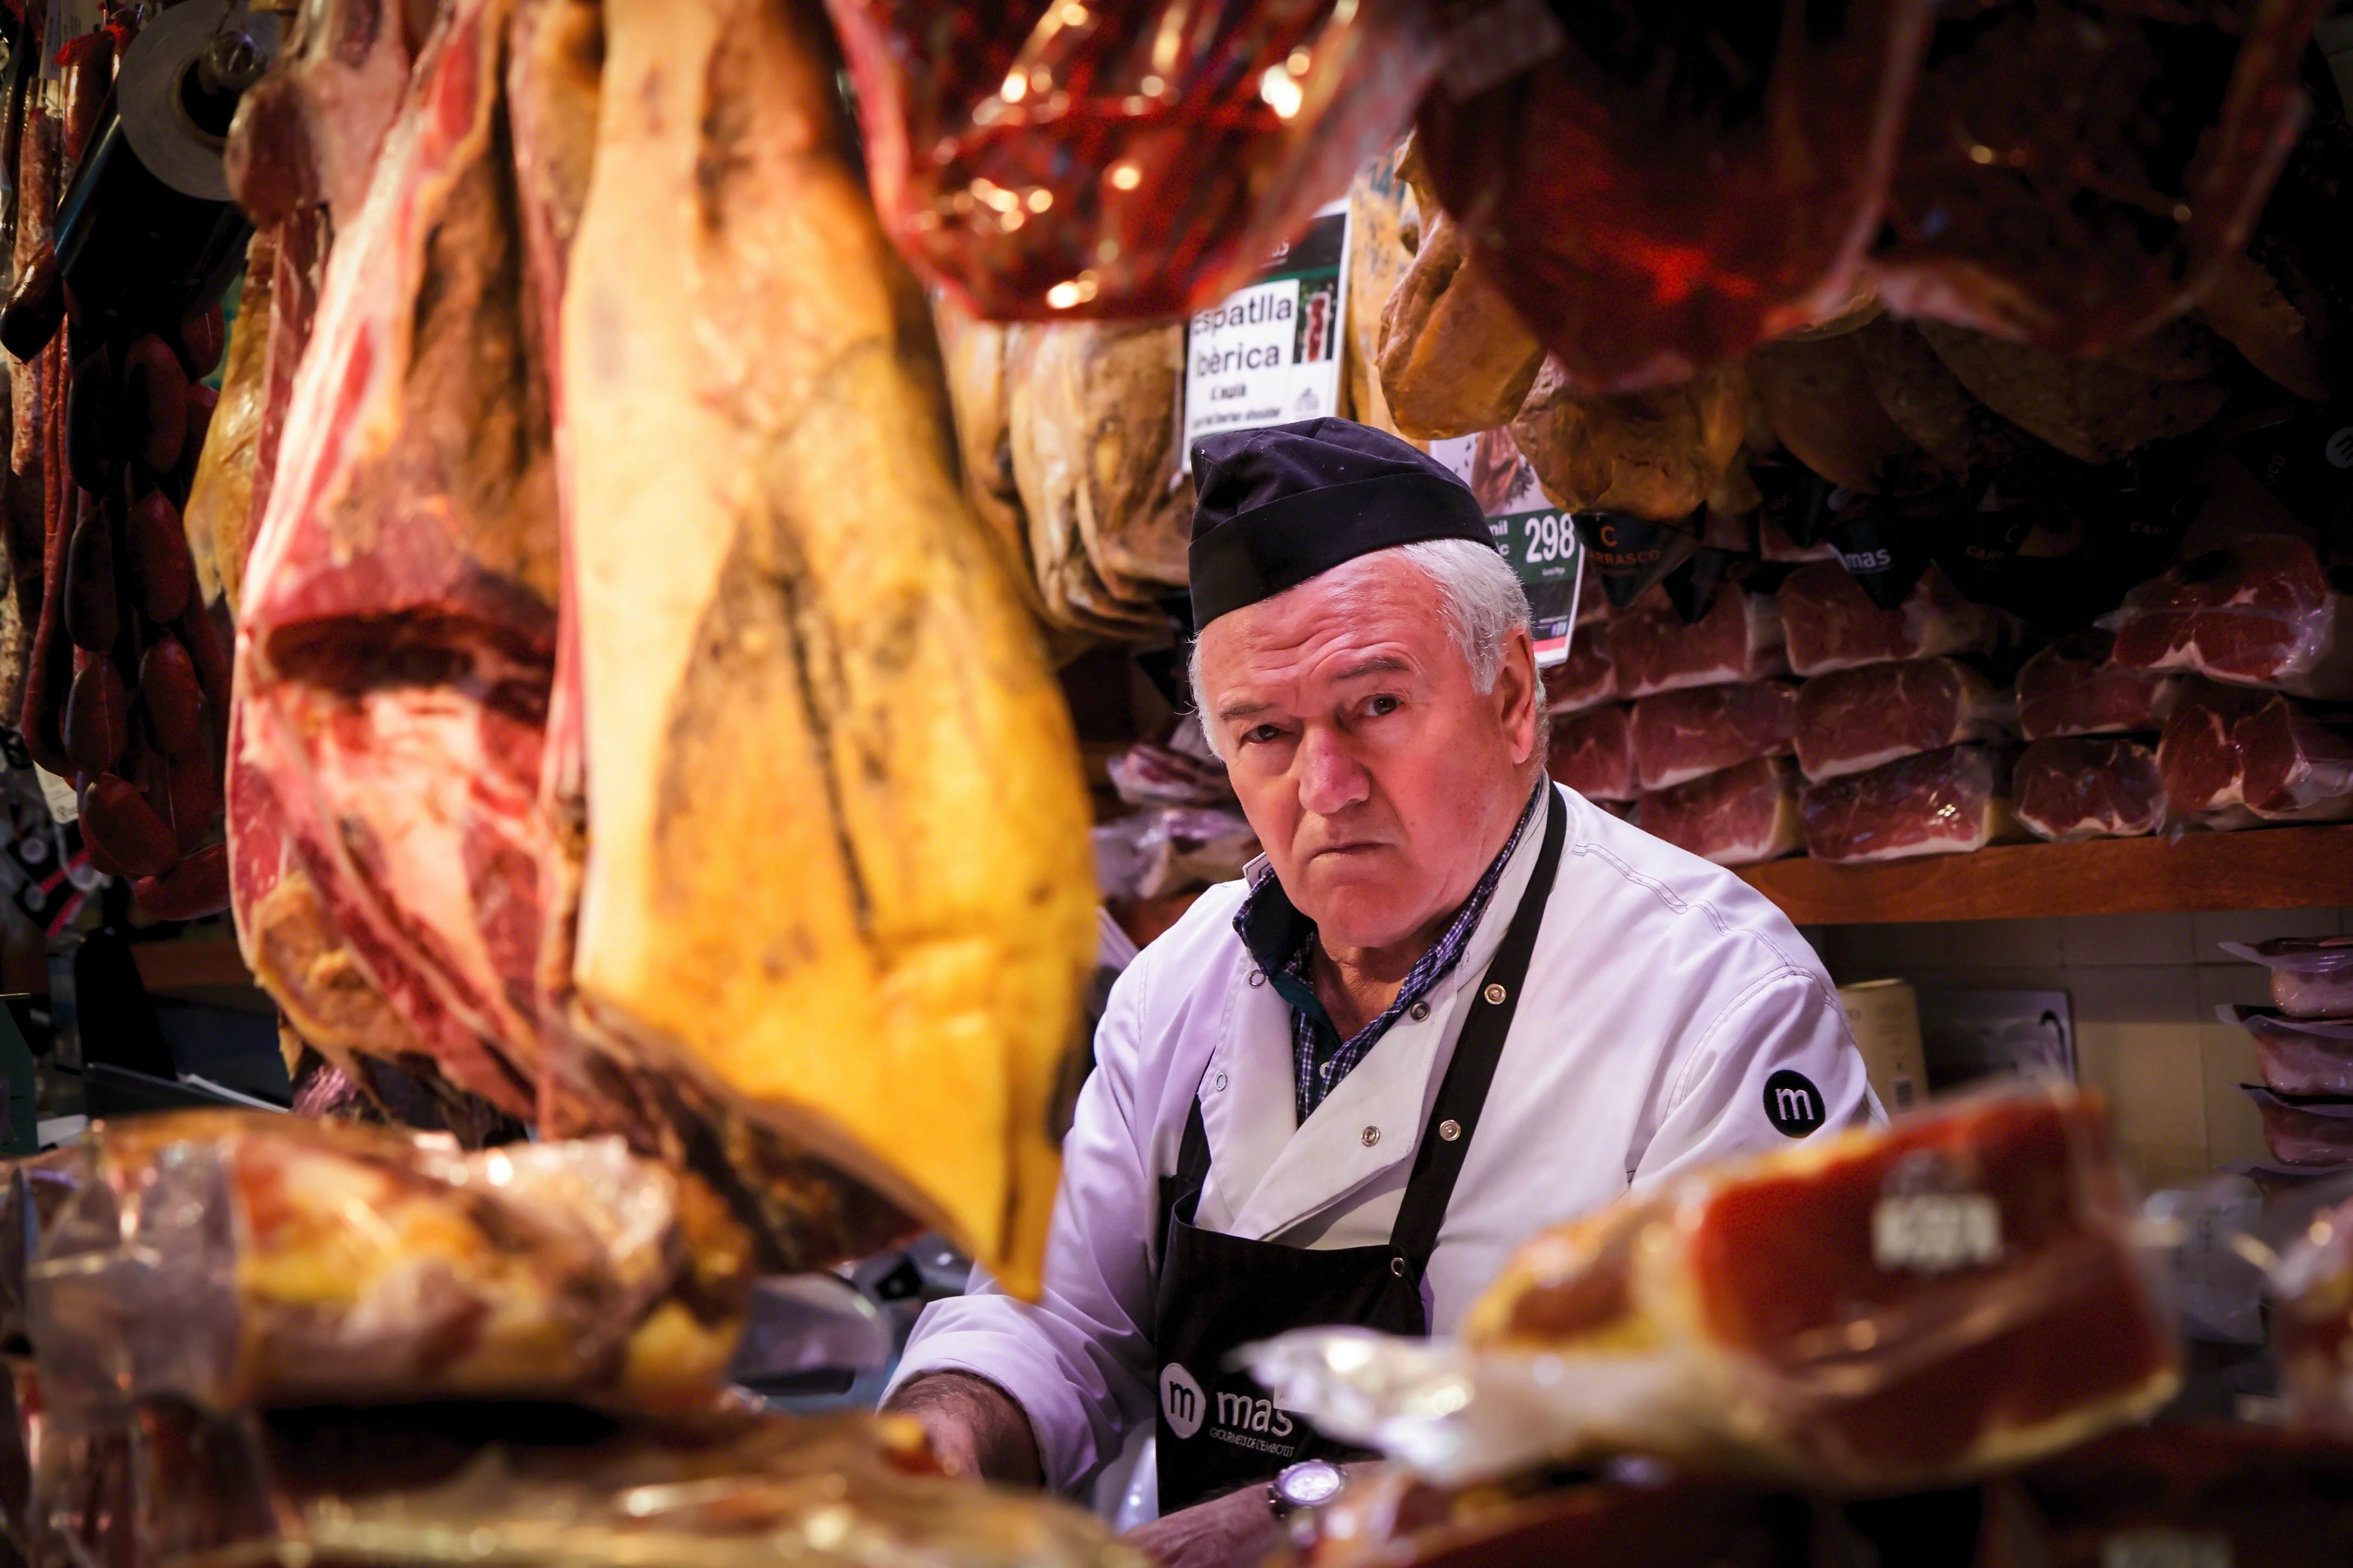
[1738,824,2353,926]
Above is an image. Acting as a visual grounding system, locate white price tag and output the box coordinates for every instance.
[1872,1192,2001,1274]
[33,767,77,825]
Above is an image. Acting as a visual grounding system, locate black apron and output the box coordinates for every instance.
[1150,790,1565,1511]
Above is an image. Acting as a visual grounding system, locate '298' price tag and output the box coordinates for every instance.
[1872,1193,2001,1274]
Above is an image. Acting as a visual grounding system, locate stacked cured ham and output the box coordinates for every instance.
[2011,633,2176,842]
[204,0,1094,1293]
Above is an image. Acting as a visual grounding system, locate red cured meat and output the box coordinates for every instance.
[236,0,559,1112]
[1637,758,1801,869]
[2015,738,2167,843]
[2016,631,2180,741]
[1779,564,2000,677]
[1608,585,1787,700]
[1792,657,2006,783]
[826,0,1441,320]
[2156,679,2274,826]
[2245,1086,2353,1168]
[1541,636,1616,716]
[2107,537,2353,699]
[2158,683,2353,827]
[1800,745,2013,864]
[2235,1013,2353,1097]
[1629,682,1797,793]
[1413,2,1932,391]
[1547,706,1636,803]
[2226,937,2353,1020]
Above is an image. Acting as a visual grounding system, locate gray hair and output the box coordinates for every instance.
[1189,537,1546,762]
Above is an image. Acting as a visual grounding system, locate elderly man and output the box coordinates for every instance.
[883,419,1878,1564]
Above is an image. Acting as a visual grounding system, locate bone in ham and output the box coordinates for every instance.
[1629,682,1797,793]
[1800,745,2018,864]
[557,0,1095,1293]
[1607,585,1787,700]
[2017,631,2181,741]
[2015,738,2169,843]
[2107,536,2353,700]
[1545,705,1635,803]
[1778,563,2002,677]
[1792,657,2008,783]
[1637,757,1802,869]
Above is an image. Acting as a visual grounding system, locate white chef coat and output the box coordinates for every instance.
[889,783,1879,1495]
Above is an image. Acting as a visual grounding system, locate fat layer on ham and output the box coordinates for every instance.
[1800,744,2017,864]
[1792,657,2008,783]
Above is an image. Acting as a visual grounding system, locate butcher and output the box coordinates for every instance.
[882,419,1879,1564]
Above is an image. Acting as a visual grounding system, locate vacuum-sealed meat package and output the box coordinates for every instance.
[2107,537,2353,700]
[1547,706,1636,803]
[1779,564,2001,677]
[2218,1007,2353,1097]
[1541,637,1617,716]
[1246,1086,2178,1491]
[1609,586,1788,700]
[1637,758,1803,869]
[2219,937,2353,1019]
[2015,738,2168,843]
[2016,631,2181,740]
[2158,679,2277,826]
[1630,683,1797,793]
[1792,658,2008,783]
[2241,1086,2353,1169]
[27,1113,752,1424]
[2158,685,2353,827]
[1800,745,2018,864]
[825,0,1442,320]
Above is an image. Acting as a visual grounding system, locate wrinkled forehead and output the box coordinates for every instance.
[1197,550,1459,690]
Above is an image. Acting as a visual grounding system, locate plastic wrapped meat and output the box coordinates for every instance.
[1791,658,2007,783]
[2158,684,2353,828]
[2106,537,2353,700]
[1546,706,1636,804]
[1870,0,2325,354]
[1608,586,1788,701]
[2217,1007,2353,1097]
[2015,738,2168,843]
[1411,1,1932,391]
[1779,564,2000,677]
[25,1112,751,1424]
[1540,637,1616,716]
[1638,758,1802,869]
[1629,683,1797,793]
[824,0,1442,320]
[2242,1086,2353,1168]
[132,1406,1127,1568]
[2017,632,2181,741]
[2219,937,2353,1019]
[1800,745,2016,865]
[1247,1086,2178,1490]
[1994,1425,2353,1568]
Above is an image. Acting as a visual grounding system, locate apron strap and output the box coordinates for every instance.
[1157,1091,1214,1265]
[1389,786,1567,1265]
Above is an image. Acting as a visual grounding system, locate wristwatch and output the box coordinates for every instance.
[1268,1459,1345,1519]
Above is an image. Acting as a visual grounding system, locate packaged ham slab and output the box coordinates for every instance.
[1779,563,2001,677]
[2014,738,2167,843]
[1791,657,2008,783]
[2219,937,2353,1019]
[1546,706,1636,803]
[1540,636,1616,716]
[1801,745,2018,865]
[1247,1086,2178,1490]
[2157,679,2276,827]
[2158,684,2353,827]
[2016,631,2181,741]
[2106,536,2353,700]
[2241,1086,2353,1169]
[1637,758,1802,869]
[1630,682,1797,792]
[2217,1007,2353,1097]
[1607,585,1788,700]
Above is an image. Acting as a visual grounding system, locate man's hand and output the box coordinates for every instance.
[881,1372,1045,1488]
[1118,1487,1281,1568]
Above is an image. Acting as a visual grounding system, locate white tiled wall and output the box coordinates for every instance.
[1813,908,2349,1189]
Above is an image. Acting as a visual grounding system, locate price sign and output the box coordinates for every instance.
[1428,431,1583,665]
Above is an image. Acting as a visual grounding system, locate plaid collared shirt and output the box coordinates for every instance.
[1235,783,1546,1123]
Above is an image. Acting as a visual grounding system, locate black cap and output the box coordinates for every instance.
[1187,418,1495,628]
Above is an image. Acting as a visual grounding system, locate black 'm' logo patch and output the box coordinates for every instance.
[1764,1069,1825,1138]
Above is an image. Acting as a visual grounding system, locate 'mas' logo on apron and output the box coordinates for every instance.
[1159,1364,1206,1439]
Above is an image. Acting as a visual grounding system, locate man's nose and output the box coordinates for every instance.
[1295,726,1370,817]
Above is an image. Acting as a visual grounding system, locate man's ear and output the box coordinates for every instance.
[1495,627,1539,766]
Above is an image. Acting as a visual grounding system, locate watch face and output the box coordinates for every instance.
[1279,1460,1343,1509]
